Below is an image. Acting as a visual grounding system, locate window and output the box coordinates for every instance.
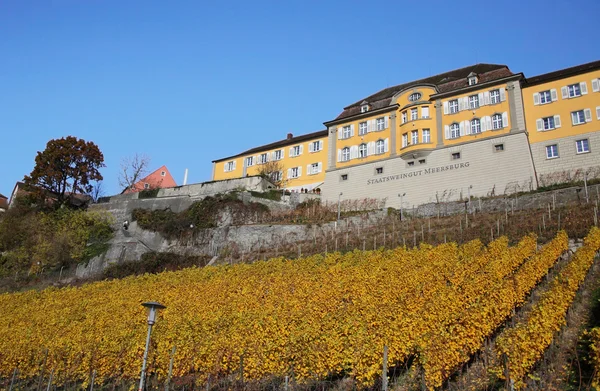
[451,152,461,160]
[309,141,321,153]
[245,156,254,167]
[341,174,348,181]
[144,183,150,189]
[490,89,500,104]
[401,111,407,124]
[409,92,422,101]
[407,161,415,167]
[358,143,367,158]
[546,145,558,159]
[542,116,555,130]
[271,171,282,182]
[341,147,350,162]
[421,106,430,118]
[361,105,369,113]
[471,119,481,134]
[492,114,503,130]
[571,110,586,125]
[160,171,166,177]
[411,108,418,121]
[539,90,552,104]
[273,150,283,160]
[359,121,368,135]
[576,139,590,154]
[450,123,460,139]
[258,153,268,164]
[310,162,320,174]
[376,117,385,131]
[568,83,581,98]
[419,159,426,164]
[375,140,385,154]
[468,95,479,109]
[225,161,236,172]
[341,125,351,139]
[411,130,418,145]
[402,133,409,148]
[422,129,430,143]
[449,99,459,114]
[468,76,478,85]
[290,167,300,178]
[375,167,383,174]
[494,144,504,152]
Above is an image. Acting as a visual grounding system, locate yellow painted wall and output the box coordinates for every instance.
[440,83,511,146]
[335,111,394,168]
[213,136,328,190]
[524,70,600,144]
[395,86,437,154]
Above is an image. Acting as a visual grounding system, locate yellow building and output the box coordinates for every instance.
[211,60,600,208]
[522,60,600,186]
[212,130,328,192]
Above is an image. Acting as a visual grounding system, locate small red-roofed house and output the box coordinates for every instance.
[123,165,177,194]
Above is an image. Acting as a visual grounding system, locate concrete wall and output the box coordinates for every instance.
[530,130,600,186]
[321,132,537,208]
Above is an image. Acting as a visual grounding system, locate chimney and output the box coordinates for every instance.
[287,133,293,140]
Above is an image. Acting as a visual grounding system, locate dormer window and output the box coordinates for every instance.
[361,104,369,113]
[468,76,478,85]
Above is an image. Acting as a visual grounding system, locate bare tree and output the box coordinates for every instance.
[87,180,105,202]
[257,160,287,188]
[118,153,151,191]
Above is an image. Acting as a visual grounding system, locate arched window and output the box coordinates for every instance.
[450,123,460,139]
[342,147,350,161]
[492,114,503,129]
[376,139,385,154]
[471,118,481,134]
[358,143,367,158]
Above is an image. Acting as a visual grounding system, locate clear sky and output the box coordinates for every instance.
[1,0,599,198]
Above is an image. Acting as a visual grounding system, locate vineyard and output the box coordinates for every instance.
[1,227,600,390]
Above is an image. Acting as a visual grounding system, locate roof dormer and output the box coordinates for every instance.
[468,72,478,86]
[360,101,370,113]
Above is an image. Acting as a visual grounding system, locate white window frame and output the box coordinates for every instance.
[361,105,369,113]
[342,125,352,139]
[411,130,418,145]
[468,76,478,85]
[258,153,268,164]
[422,129,430,143]
[450,123,460,139]
[410,108,418,121]
[568,83,581,98]
[576,139,590,154]
[144,183,150,189]
[375,140,385,154]
[402,133,408,147]
[310,142,321,153]
[451,152,461,160]
[359,121,367,135]
[449,99,459,114]
[421,106,430,119]
[271,171,282,182]
[160,171,166,177]
[401,111,407,124]
[546,144,559,159]
[571,110,586,125]
[309,162,319,174]
[539,90,552,104]
[341,147,350,162]
[292,145,301,157]
[225,161,236,172]
[542,116,555,130]
[274,150,283,160]
[376,117,385,131]
[358,143,367,158]
[471,118,481,134]
[290,167,300,179]
[468,95,479,109]
[492,114,503,130]
[245,156,254,167]
[490,89,500,104]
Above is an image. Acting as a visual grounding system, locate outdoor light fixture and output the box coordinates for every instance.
[139,301,166,391]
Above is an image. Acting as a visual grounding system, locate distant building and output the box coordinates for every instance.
[123,165,177,194]
[8,181,91,209]
[0,193,7,213]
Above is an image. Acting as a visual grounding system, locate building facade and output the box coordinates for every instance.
[123,165,178,194]
[212,60,600,208]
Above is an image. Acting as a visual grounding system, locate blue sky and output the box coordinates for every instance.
[1,0,599,198]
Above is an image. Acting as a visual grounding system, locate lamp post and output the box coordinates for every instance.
[139,301,166,391]
[467,185,473,214]
[398,193,406,220]
[337,192,343,223]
